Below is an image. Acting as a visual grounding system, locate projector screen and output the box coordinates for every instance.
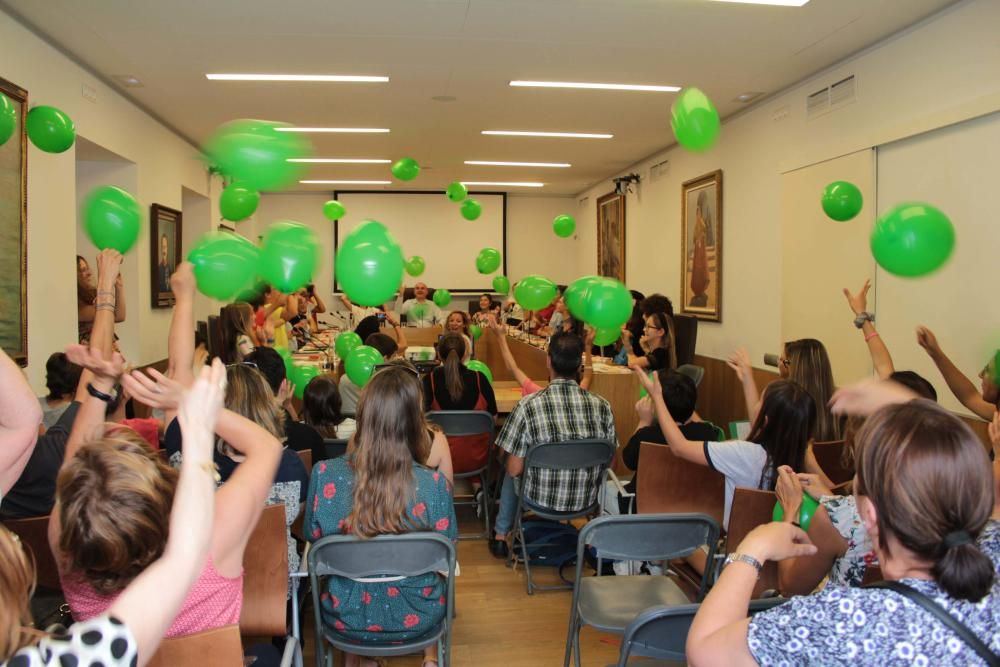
[333,191,506,293]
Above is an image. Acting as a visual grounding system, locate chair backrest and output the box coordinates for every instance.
[3,515,60,590]
[239,503,288,637]
[308,531,455,579]
[811,439,853,485]
[672,314,698,367]
[727,487,780,596]
[322,438,349,460]
[635,442,725,526]
[425,410,495,438]
[675,363,705,387]
[147,624,243,667]
[296,449,313,484]
[523,438,616,472]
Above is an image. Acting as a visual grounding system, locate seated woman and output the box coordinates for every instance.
[219,302,259,363]
[625,311,677,372]
[471,293,500,324]
[38,351,81,431]
[302,374,357,441]
[687,399,999,666]
[306,366,457,667]
[444,310,474,357]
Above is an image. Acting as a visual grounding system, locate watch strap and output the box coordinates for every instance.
[724,552,762,578]
[86,382,115,403]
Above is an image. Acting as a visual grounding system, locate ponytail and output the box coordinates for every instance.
[437,332,467,403]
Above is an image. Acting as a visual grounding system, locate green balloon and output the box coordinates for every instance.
[405,255,426,277]
[411,303,429,321]
[564,275,602,320]
[219,183,260,222]
[593,327,620,346]
[345,345,383,387]
[492,275,510,295]
[203,119,312,191]
[391,157,420,181]
[821,181,863,222]
[334,331,362,359]
[323,200,346,221]
[259,220,320,293]
[469,324,482,341]
[432,288,452,308]
[670,87,720,153]
[336,220,405,306]
[553,214,576,238]
[187,231,260,300]
[638,371,652,399]
[514,274,557,311]
[772,493,820,532]
[83,186,141,253]
[0,94,16,147]
[466,359,493,383]
[291,364,321,400]
[460,198,482,221]
[26,105,75,153]
[475,247,501,274]
[581,278,633,329]
[870,202,955,278]
[276,347,294,377]
[446,181,468,202]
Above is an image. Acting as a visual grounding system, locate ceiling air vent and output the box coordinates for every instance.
[830,75,856,108]
[806,86,829,119]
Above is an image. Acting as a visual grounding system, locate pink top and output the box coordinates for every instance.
[61,557,244,638]
[520,378,543,396]
[120,417,160,450]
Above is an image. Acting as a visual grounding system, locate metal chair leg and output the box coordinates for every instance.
[563,611,577,667]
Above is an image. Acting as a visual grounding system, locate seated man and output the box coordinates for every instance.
[490,331,618,558]
[399,282,443,327]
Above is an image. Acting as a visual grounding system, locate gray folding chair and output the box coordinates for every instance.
[511,438,617,595]
[613,597,788,666]
[564,513,720,667]
[425,410,495,539]
[307,532,456,667]
[675,363,705,387]
[322,438,349,460]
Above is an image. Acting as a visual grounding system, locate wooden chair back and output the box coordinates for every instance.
[147,624,243,667]
[811,439,853,485]
[3,514,60,590]
[240,503,288,637]
[635,442,725,526]
[727,487,780,597]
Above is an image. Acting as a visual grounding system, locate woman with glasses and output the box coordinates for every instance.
[626,311,677,372]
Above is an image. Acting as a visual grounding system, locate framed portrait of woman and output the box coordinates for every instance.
[597,191,625,283]
[0,76,28,364]
[680,170,723,322]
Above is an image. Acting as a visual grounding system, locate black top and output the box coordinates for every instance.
[645,347,671,372]
[422,366,498,414]
[627,321,644,356]
[0,402,80,520]
[621,421,721,495]
[284,421,326,469]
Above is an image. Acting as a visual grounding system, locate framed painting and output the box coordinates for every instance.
[0,76,28,365]
[680,169,723,322]
[596,191,625,283]
[150,203,182,308]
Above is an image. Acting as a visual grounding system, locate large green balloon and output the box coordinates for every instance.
[772,493,820,532]
[259,220,320,292]
[564,275,602,320]
[581,278,632,329]
[345,345,383,387]
[670,87,720,153]
[334,331,362,359]
[821,181,863,222]
[492,275,510,295]
[553,214,576,238]
[446,181,468,202]
[870,202,955,278]
[26,105,75,153]
[405,255,426,277]
[593,327,620,346]
[432,288,452,308]
[203,119,312,192]
[323,200,346,221]
[0,94,16,147]
[219,183,260,222]
[460,198,482,221]
[187,231,260,300]
[475,247,501,274]
[83,186,141,253]
[276,347,294,377]
[466,359,493,383]
[514,275,557,311]
[391,157,420,181]
[291,364,321,400]
[335,220,405,306]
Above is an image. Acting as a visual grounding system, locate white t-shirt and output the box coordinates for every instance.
[703,439,770,529]
[400,299,443,327]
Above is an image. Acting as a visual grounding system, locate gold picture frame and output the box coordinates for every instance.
[680,170,723,322]
[597,191,625,283]
[150,203,182,308]
[0,76,28,364]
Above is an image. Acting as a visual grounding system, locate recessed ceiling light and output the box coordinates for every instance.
[510,80,679,92]
[299,180,392,185]
[113,74,144,88]
[465,160,570,168]
[734,91,765,103]
[287,158,392,164]
[706,0,809,5]
[482,130,613,139]
[275,127,391,133]
[459,181,545,188]
[205,73,389,82]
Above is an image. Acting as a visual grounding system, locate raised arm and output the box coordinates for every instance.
[634,368,708,466]
[166,263,197,398]
[917,326,996,420]
[0,349,42,493]
[485,316,531,387]
[386,311,408,355]
[843,279,893,378]
[726,348,761,422]
[72,249,121,405]
[114,272,127,323]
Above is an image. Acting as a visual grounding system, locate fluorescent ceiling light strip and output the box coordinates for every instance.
[275,127,390,133]
[510,80,679,92]
[206,73,389,82]
[465,160,570,168]
[288,158,391,164]
[300,180,392,185]
[705,0,809,5]
[482,130,613,139]
[459,181,544,188]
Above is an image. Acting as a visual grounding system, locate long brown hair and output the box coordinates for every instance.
[76,255,96,305]
[220,302,255,364]
[745,380,816,490]
[302,374,344,439]
[223,364,285,445]
[785,338,841,441]
[436,332,468,403]
[349,367,431,538]
[854,400,995,601]
[0,527,35,660]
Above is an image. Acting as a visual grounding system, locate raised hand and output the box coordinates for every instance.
[915,326,941,356]
[95,249,123,288]
[584,326,596,348]
[485,313,504,335]
[842,279,871,316]
[65,344,125,383]
[775,465,803,521]
[121,366,188,411]
[726,348,752,382]
[632,366,657,396]
[829,378,918,416]
[177,359,226,463]
[170,261,196,300]
[635,396,654,426]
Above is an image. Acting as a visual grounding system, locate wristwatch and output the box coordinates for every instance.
[724,552,762,578]
[853,311,875,329]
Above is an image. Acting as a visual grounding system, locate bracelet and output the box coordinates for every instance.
[864,331,880,342]
[723,552,762,578]
[200,461,222,483]
[86,382,115,402]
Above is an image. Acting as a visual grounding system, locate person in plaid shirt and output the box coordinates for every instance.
[489,331,618,558]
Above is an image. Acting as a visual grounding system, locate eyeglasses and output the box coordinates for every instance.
[779,357,791,367]
[226,361,259,369]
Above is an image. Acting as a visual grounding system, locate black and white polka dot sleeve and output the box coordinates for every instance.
[5,615,137,667]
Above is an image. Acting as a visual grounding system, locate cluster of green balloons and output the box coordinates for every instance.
[772,493,820,532]
[323,200,346,221]
[335,331,362,359]
[553,214,576,238]
[564,275,632,330]
[260,221,320,293]
[290,364,321,400]
[188,231,260,300]
[492,275,510,295]
[27,105,75,153]
[466,359,492,383]
[391,158,420,181]
[345,345,382,386]
[203,119,312,191]
[335,220,404,306]
[514,275,557,311]
[433,288,452,308]
[475,247,501,274]
[821,181,863,222]
[83,186,141,254]
[0,94,16,147]
[405,255,426,277]
[671,87,720,153]
[870,202,955,277]
[220,183,260,222]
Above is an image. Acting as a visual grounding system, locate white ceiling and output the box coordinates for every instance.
[2,0,958,195]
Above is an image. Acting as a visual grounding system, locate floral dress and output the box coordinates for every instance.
[304,455,457,643]
[822,494,878,587]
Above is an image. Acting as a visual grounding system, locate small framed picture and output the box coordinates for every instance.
[597,191,626,284]
[680,170,723,322]
[150,203,182,308]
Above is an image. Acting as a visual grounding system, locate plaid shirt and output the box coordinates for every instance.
[497,378,618,512]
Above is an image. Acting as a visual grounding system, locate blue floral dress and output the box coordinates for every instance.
[304,455,457,643]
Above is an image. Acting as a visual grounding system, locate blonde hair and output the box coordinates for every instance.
[223,364,285,444]
[220,303,256,364]
[0,527,35,660]
[785,338,841,441]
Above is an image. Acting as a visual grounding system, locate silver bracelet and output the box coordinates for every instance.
[723,552,762,578]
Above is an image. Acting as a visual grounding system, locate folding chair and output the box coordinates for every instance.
[425,410,495,539]
[811,439,852,485]
[322,438,349,460]
[511,438,616,595]
[308,532,456,667]
[564,513,720,667]
[725,488,780,596]
[675,364,705,387]
[3,514,60,590]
